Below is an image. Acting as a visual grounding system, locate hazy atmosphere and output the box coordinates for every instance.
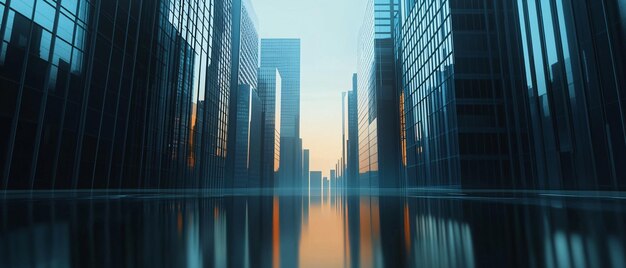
[255,0,366,173]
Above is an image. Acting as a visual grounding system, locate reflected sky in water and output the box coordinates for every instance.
[1,189,626,267]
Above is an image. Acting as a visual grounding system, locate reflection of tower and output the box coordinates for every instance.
[278,195,303,267]
[346,194,361,268]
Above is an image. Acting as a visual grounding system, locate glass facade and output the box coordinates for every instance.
[226,0,260,187]
[258,67,281,188]
[516,0,626,190]
[260,38,301,187]
[302,148,309,188]
[400,0,533,189]
[346,74,359,188]
[400,0,625,190]
[230,85,262,188]
[357,0,403,188]
[0,0,233,189]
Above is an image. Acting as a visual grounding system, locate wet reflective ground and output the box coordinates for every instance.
[1,189,626,267]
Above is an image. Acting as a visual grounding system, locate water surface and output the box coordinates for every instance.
[1,189,626,267]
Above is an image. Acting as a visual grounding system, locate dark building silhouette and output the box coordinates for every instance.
[0,0,233,189]
[399,0,626,190]
[399,0,534,189]
[514,0,626,190]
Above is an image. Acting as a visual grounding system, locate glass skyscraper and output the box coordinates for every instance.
[399,0,625,190]
[260,38,301,188]
[230,85,262,188]
[357,0,403,188]
[346,74,359,188]
[515,0,626,190]
[399,0,533,189]
[226,0,260,187]
[258,67,281,188]
[0,0,233,189]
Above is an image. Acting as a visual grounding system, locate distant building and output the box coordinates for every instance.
[310,171,323,191]
[261,39,302,188]
[347,75,360,188]
[303,149,310,188]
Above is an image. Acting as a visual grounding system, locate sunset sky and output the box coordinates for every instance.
[254,0,367,174]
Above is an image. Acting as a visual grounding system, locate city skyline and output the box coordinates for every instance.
[1,0,625,267]
[255,0,367,173]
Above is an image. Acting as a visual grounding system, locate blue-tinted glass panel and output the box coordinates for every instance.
[52,37,71,65]
[56,12,74,42]
[3,11,14,42]
[77,0,88,22]
[39,29,52,60]
[11,0,34,18]
[527,0,547,95]
[71,47,82,72]
[73,25,85,50]
[540,0,558,78]
[61,0,77,15]
[34,0,55,31]
[555,0,574,87]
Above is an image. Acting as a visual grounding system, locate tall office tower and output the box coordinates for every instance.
[260,39,301,188]
[0,0,233,189]
[230,86,263,188]
[347,75,360,188]
[341,91,348,183]
[399,0,534,189]
[302,149,310,189]
[310,171,323,191]
[226,0,260,187]
[330,169,337,190]
[357,0,403,188]
[514,0,626,190]
[258,67,282,187]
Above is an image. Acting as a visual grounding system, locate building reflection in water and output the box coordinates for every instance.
[1,191,626,267]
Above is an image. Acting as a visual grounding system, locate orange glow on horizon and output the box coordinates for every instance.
[299,196,346,267]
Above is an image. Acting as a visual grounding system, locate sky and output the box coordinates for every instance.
[254,0,367,174]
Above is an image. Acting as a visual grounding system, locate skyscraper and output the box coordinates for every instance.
[258,67,282,187]
[357,0,403,189]
[347,75,360,188]
[303,149,310,189]
[399,0,626,190]
[260,38,302,188]
[399,0,534,189]
[514,0,626,190]
[0,0,233,189]
[230,85,263,188]
[226,0,260,187]
[310,171,323,192]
